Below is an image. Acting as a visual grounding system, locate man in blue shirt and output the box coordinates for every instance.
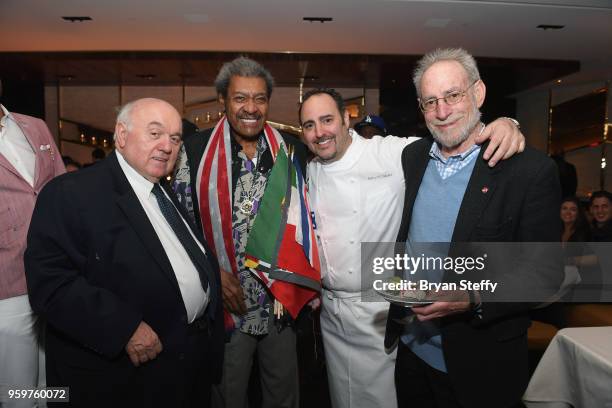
[386,48,562,408]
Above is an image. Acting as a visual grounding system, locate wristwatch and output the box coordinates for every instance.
[501,117,520,129]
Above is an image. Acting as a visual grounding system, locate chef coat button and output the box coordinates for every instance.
[179,353,185,360]
[348,269,353,274]
[352,209,357,214]
[350,179,355,184]
[350,240,355,244]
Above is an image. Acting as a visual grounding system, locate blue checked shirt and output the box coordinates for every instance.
[429,141,483,317]
[429,142,481,180]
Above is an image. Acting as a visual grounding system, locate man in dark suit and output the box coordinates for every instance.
[173,57,309,408]
[385,48,562,408]
[25,98,223,407]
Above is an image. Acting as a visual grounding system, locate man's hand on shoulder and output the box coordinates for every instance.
[475,117,525,167]
[220,268,247,315]
[125,321,163,367]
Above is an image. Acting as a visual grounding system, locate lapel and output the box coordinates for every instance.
[0,114,39,184]
[450,142,503,242]
[185,128,213,231]
[109,152,182,294]
[397,138,434,242]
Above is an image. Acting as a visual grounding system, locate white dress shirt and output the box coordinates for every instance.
[0,104,36,186]
[116,150,208,323]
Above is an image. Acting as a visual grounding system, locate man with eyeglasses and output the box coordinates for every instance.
[299,78,525,407]
[385,48,561,408]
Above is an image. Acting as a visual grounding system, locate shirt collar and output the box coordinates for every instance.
[429,141,480,164]
[116,150,156,200]
[0,104,12,128]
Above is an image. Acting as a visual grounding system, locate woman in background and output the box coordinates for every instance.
[561,196,591,243]
[533,197,592,327]
[560,197,602,304]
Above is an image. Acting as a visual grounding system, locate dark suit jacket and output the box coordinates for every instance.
[25,151,224,407]
[386,138,562,408]
[182,127,308,237]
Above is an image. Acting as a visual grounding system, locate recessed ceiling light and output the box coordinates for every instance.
[537,24,564,30]
[136,74,156,80]
[303,17,333,23]
[61,16,92,22]
[57,75,75,80]
[556,79,563,84]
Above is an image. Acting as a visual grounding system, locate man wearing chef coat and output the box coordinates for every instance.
[298,87,525,408]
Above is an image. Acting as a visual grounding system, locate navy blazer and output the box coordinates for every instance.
[25,151,224,407]
[385,138,563,408]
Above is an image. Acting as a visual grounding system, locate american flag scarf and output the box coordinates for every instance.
[196,117,319,328]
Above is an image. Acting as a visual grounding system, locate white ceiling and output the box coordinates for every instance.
[0,0,611,87]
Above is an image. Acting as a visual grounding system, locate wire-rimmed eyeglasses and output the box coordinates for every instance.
[418,80,479,112]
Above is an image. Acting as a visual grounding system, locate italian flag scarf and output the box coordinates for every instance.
[197,117,320,329]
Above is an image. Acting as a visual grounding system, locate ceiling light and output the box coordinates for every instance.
[61,16,92,22]
[537,24,564,30]
[303,17,333,23]
[136,74,156,80]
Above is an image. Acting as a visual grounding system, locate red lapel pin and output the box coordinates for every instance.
[481,186,489,194]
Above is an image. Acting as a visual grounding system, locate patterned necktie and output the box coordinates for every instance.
[151,183,217,317]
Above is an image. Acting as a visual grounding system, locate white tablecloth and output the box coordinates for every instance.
[523,326,612,408]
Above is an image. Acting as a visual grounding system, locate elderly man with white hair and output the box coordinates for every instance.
[26,98,223,408]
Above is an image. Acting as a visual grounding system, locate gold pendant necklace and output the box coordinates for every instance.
[239,198,254,215]
[238,147,262,216]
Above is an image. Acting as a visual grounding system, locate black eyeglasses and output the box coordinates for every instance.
[418,80,479,112]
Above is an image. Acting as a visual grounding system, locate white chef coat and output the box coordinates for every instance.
[308,129,419,408]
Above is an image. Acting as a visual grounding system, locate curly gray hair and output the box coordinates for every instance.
[214,57,275,98]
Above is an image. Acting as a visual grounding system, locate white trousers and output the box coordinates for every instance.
[320,289,397,408]
[0,295,46,408]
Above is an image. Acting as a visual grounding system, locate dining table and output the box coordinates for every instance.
[523,326,612,407]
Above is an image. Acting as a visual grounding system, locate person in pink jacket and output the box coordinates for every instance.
[0,81,65,406]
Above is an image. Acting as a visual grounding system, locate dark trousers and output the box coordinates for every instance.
[47,323,214,408]
[395,342,461,408]
[395,342,525,408]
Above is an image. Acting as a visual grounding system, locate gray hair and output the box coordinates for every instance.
[214,57,275,98]
[412,48,481,98]
[113,100,138,140]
